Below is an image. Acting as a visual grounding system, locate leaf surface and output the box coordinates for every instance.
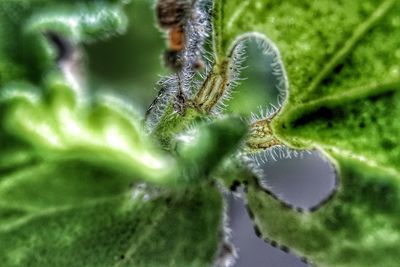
[0,2,232,266]
[247,157,400,267]
[0,163,223,267]
[214,0,400,266]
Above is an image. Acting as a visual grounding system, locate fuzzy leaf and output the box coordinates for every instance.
[214,0,400,266]
[247,157,400,267]
[214,0,399,100]
[215,0,400,163]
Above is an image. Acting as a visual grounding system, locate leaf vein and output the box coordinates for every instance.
[300,0,396,101]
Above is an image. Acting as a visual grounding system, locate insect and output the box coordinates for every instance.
[156,0,204,71]
[156,0,190,29]
[146,0,211,121]
[156,0,190,70]
[164,26,185,70]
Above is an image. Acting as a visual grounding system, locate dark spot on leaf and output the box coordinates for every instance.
[165,196,172,206]
[253,225,262,238]
[44,31,73,62]
[361,180,397,212]
[320,63,345,85]
[368,91,395,103]
[230,180,241,191]
[295,207,304,213]
[246,204,255,220]
[300,256,309,264]
[280,245,290,253]
[381,138,395,150]
[291,105,344,128]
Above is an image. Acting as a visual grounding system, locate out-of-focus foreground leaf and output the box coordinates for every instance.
[0,0,128,86]
[0,1,232,266]
[0,161,222,267]
[214,0,400,266]
[0,77,227,265]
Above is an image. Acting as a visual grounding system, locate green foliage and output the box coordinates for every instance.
[0,1,244,266]
[0,164,223,267]
[247,158,400,267]
[1,0,399,266]
[214,0,400,266]
[0,0,127,85]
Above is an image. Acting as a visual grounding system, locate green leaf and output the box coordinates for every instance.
[214,0,399,100]
[0,161,223,267]
[0,78,238,265]
[215,0,400,162]
[175,116,248,176]
[0,76,247,185]
[0,62,230,267]
[214,0,400,266]
[0,77,180,186]
[247,156,400,267]
[269,0,400,169]
[273,84,400,178]
[0,2,252,265]
[0,0,127,86]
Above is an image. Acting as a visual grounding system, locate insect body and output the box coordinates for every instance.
[156,0,204,71]
[156,0,190,70]
[156,0,190,29]
[164,25,186,70]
